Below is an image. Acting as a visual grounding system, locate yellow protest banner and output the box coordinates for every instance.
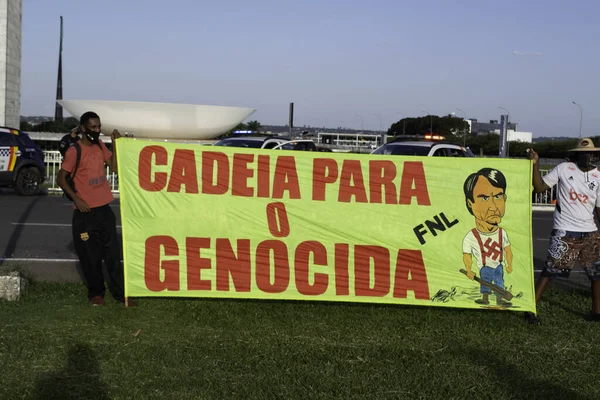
[116,139,535,313]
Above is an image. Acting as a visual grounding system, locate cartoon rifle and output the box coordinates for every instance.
[459,269,514,301]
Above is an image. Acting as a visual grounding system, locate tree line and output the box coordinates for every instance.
[19,115,588,159]
[388,115,587,159]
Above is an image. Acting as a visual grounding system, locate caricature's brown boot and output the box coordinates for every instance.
[496,296,512,307]
[475,294,489,305]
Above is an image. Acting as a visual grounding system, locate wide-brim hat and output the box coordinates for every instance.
[569,137,600,152]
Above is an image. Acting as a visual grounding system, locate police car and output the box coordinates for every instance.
[371,135,475,157]
[0,127,46,195]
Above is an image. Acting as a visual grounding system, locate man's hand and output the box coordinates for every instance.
[111,129,122,141]
[70,125,81,138]
[74,197,91,212]
[507,265,513,274]
[466,270,475,280]
[526,148,539,164]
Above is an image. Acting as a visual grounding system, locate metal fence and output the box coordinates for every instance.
[44,150,119,194]
[42,151,556,206]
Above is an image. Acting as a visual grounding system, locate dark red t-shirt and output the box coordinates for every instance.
[61,140,114,208]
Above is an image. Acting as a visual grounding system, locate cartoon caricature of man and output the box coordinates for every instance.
[462,168,513,306]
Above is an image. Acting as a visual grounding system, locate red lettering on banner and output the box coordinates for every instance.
[139,146,168,192]
[334,244,350,295]
[257,155,271,198]
[393,250,430,299]
[272,156,301,199]
[294,241,328,295]
[202,152,229,195]
[399,162,431,205]
[312,158,339,201]
[216,239,251,292]
[186,238,212,290]
[255,240,290,293]
[144,236,180,291]
[369,160,397,204]
[354,245,390,297]
[338,160,368,203]
[266,202,291,238]
[167,149,199,193]
[141,236,432,302]
[232,154,255,197]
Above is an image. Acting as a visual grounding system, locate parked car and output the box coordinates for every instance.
[371,135,475,157]
[0,127,46,195]
[213,136,320,151]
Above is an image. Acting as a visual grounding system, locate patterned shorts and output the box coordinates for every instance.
[544,229,600,279]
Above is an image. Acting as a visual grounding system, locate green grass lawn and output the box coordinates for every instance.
[1,282,598,400]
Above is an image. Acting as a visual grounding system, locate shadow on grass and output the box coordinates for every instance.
[32,343,109,400]
[454,342,589,399]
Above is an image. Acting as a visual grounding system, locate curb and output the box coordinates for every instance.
[532,205,554,212]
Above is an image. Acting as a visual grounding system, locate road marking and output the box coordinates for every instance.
[533,269,588,274]
[11,222,71,227]
[10,222,122,228]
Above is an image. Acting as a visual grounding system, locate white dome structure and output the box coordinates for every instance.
[57,99,256,140]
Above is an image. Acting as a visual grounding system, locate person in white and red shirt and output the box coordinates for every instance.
[527,137,600,324]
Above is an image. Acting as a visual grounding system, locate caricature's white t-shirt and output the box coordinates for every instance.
[462,228,510,270]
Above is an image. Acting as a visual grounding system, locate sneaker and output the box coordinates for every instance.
[90,296,105,306]
[524,312,540,325]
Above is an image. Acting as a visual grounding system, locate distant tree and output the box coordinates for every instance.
[20,121,33,131]
[387,114,468,138]
[29,117,78,133]
[246,120,262,132]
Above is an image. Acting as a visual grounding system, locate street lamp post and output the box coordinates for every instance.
[498,107,511,157]
[456,108,467,147]
[572,101,583,138]
[374,113,384,145]
[373,113,383,132]
[355,113,364,131]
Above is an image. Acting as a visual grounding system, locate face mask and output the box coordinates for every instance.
[85,129,100,144]
[577,153,597,169]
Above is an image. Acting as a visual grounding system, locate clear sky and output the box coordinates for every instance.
[21,0,600,137]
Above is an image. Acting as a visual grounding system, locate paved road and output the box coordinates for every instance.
[0,189,593,290]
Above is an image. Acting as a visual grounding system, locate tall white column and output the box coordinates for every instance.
[0,0,22,129]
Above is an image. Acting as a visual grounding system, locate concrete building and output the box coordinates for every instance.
[0,0,21,129]
[467,118,533,143]
[495,129,533,143]
[316,132,385,152]
[468,119,517,135]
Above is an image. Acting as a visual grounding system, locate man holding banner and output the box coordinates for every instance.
[527,138,600,323]
[58,111,133,307]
